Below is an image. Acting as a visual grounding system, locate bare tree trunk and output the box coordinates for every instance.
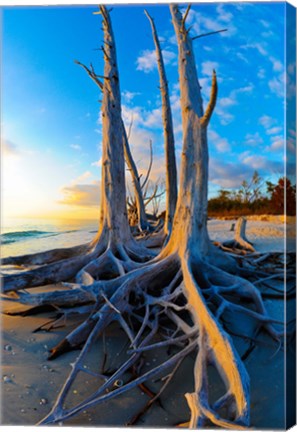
[161,5,249,427]
[5,6,282,430]
[223,217,255,252]
[94,7,131,245]
[73,61,149,233]
[2,6,153,293]
[145,10,178,236]
[164,5,230,268]
[122,120,150,232]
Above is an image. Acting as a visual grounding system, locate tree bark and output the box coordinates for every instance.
[4,6,281,430]
[2,5,154,293]
[122,120,150,231]
[144,10,178,235]
[223,217,255,252]
[95,6,131,245]
[163,5,230,271]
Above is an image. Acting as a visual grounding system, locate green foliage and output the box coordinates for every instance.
[208,172,296,217]
[269,177,296,215]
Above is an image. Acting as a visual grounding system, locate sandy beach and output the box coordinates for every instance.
[1,217,295,428]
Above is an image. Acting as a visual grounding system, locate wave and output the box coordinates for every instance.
[1,229,78,245]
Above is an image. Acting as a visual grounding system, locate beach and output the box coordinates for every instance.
[1,216,295,427]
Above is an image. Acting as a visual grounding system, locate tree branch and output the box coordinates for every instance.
[74,60,103,91]
[201,69,217,127]
[192,28,227,40]
[141,140,153,189]
[182,4,192,30]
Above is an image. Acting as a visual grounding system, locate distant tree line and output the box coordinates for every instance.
[208,171,296,217]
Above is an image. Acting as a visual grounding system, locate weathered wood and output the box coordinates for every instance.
[122,119,150,231]
[2,7,282,430]
[1,243,89,266]
[145,10,178,235]
[223,217,255,252]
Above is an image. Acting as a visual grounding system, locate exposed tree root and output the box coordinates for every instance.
[137,229,167,249]
[4,247,282,428]
[1,242,90,267]
[1,235,156,293]
[1,5,289,429]
[222,217,255,253]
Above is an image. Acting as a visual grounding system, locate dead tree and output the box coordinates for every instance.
[74,62,150,233]
[1,6,154,294]
[145,9,178,235]
[122,121,151,232]
[127,174,165,228]
[223,217,255,253]
[2,5,283,429]
[125,139,155,230]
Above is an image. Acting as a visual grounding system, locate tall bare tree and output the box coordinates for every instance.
[2,5,153,293]
[2,5,284,429]
[145,9,178,235]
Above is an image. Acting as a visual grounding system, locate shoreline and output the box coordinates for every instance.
[1,218,295,427]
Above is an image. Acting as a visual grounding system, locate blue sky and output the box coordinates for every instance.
[1,2,295,220]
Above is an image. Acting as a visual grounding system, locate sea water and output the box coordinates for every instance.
[1,218,98,259]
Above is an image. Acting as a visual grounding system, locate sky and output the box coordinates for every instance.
[1,2,296,222]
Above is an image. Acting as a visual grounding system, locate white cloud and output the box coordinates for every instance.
[136,50,156,73]
[242,42,268,57]
[268,73,285,98]
[163,50,176,65]
[260,19,270,28]
[122,90,141,103]
[219,96,237,108]
[242,155,268,170]
[201,61,219,76]
[122,105,145,127]
[242,154,283,174]
[216,4,233,22]
[236,52,249,64]
[270,135,284,151]
[91,158,102,168]
[59,181,100,207]
[208,130,231,153]
[199,77,212,99]
[269,57,283,72]
[259,115,275,129]
[181,6,236,39]
[209,159,251,188]
[219,84,253,106]
[215,107,234,125]
[257,68,266,79]
[267,126,282,135]
[136,49,175,73]
[70,143,82,151]
[287,129,296,154]
[72,171,93,184]
[143,107,163,129]
[237,84,254,94]
[244,132,263,147]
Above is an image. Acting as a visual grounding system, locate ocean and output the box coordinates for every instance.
[1,216,291,261]
[1,218,98,259]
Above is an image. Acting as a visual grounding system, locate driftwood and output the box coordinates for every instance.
[223,217,255,253]
[0,5,286,429]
